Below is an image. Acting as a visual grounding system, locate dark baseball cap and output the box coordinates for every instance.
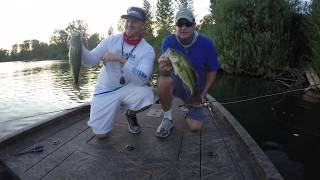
[121,7,146,21]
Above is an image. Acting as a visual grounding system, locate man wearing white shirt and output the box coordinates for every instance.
[81,7,155,139]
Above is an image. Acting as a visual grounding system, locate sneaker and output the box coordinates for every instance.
[155,118,173,138]
[124,110,141,134]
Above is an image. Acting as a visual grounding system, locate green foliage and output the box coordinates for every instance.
[144,0,156,46]
[155,0,175,57]
[50,29,69,59]
[156,0,174,32]
[198,14,215,36]
[0,19,91,62]
[19,40,32,60]
[107,26,114,37]
[28,40,50,60]
[199,0,310,76]
[65,20,90,41]
[117,19,125,32]
[209,0,215,16]
[50,20,89,60]
[309,0,320,74]
[0,48,9,61]
[174,0,194,11]
[10,44,19,61]
[87,33,102,50]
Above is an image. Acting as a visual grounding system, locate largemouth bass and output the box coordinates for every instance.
[164,48,200,103]
[68,33,82,90]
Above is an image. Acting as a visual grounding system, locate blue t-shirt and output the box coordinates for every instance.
[161,33,220,92]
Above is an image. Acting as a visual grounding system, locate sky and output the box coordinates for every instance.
[0,0,210,50]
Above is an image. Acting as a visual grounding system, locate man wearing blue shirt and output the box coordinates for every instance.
[156,7,220,138]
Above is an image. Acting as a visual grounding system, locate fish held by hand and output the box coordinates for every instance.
[68,33,82,90]
[164,48,201,105]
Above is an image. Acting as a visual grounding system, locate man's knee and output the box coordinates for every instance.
[185,118,203,132]
[189,126,202,132]
[189,124,202,132]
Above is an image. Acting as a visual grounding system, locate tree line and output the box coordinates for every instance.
[0,0,319,76]
[199,0,320,76]
[0,19,106,61]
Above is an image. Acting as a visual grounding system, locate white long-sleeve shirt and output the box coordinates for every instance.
[81,33,155,95]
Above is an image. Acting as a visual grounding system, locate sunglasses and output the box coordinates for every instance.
[176,21,193,27]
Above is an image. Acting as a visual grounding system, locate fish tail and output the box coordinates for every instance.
[73,78,79,86]
[73,84,80,91]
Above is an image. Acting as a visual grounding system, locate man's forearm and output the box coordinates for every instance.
[202,71,217,95]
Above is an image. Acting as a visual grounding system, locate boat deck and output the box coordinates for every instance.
[0,98,283,180]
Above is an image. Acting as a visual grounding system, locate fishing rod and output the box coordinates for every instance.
[180,83,320,107]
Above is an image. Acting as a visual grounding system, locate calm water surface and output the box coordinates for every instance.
[210,75,319,180]
[0,60,100,138]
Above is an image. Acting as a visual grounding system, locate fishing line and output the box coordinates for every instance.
[217,83,320,105]
[218,87,309,105]
[180,83,320,107]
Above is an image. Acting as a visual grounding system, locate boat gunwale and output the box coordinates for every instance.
[0,103,90,147]
[207,95,283,180]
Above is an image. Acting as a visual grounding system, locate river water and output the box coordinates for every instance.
[0,60,318,179]
[0,60,100,138]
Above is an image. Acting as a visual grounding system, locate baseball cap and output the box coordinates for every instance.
[121,7,146,21]
[175,7,195,23]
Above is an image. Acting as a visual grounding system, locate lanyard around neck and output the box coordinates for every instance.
[119,37,138,85]
[121,38,138,60]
